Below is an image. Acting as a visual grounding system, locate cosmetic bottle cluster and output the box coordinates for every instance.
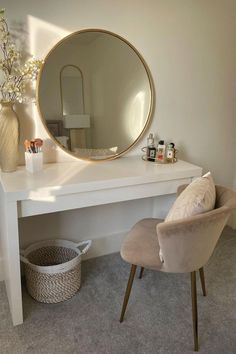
[146,133,176,163]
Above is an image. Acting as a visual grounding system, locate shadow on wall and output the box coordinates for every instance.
[174,142,188,162]
[10,20,29,60]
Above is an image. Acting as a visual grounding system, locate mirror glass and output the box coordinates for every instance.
[37,29,153,160]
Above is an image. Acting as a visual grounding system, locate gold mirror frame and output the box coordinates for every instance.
[36,29,154,161]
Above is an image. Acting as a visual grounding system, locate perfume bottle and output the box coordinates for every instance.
[166,142,175,163]
[147,133,156,162]
[156,140,165,162]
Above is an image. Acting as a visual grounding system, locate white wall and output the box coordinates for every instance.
[0,0,235,271]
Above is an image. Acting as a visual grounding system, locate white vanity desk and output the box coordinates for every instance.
[0,156,202,326]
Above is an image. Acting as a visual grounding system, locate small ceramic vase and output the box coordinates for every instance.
[0,101,19,172]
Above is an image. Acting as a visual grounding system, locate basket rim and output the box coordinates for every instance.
[22,239,82,256]
[21,239,84,274]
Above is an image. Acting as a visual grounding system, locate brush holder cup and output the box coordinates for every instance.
[25,152,43,173]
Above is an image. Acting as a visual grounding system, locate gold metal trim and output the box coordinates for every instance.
[36,28,154,162]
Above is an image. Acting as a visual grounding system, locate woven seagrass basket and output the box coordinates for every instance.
[20,239,91,303]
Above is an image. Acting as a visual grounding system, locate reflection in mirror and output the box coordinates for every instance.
[61,65,90,149]
[37,30,153,160]
[61,65,84,116]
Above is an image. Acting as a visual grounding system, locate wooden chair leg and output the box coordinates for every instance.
[191,271,199,351]
[199,267,206,296]
[120,264,137,323]
[139,267,144,279]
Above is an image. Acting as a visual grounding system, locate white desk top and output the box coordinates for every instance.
[0,156,202,202]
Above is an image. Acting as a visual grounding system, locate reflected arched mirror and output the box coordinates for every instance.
[37,29,153,161]
[61,65,84,116]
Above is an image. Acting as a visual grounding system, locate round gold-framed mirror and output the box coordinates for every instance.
[37,29,154,161]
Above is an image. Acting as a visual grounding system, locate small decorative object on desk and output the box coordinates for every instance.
[142,134,177,163]
[0,102,19,172]
[0,9,42,173]
[147,133,156,161]
[166,142,175,163]
[156,140,166,163]
[24,138,43,173]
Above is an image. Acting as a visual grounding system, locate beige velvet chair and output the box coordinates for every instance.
[119,185,236,351]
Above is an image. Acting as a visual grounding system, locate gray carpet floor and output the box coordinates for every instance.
[0,227,236,354]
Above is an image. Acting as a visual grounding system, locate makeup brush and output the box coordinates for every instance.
[24,140,32,153]
[35,138,43,152]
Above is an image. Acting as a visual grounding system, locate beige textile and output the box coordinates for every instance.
[165,172,216,222]
[121,218,163,270]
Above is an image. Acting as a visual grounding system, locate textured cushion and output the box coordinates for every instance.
[158,173,216,263]
[165,172,216,222]
[121,218,163,270]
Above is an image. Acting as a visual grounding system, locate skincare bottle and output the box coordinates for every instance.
[166,143,175,163]
[156,140,165,162]
[147,133,156,162]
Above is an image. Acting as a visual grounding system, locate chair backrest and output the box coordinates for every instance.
[156,185,236,273]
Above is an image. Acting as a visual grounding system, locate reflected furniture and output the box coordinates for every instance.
[120,184,236,351]
[0,157,202,325]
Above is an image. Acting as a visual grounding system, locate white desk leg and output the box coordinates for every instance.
[2,200,23,326]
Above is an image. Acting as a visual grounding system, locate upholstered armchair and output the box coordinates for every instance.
[119,185,236,351]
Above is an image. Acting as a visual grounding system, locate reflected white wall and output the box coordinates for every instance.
[87,34,151,150]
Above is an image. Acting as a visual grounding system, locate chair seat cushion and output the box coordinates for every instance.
[120,218,163,270]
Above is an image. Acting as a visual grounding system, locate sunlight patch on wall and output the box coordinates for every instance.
[27,15,70,57]
[27,16,71,161]
[124,91,146,141]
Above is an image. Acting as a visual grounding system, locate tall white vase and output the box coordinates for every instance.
[0,102,19,172]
